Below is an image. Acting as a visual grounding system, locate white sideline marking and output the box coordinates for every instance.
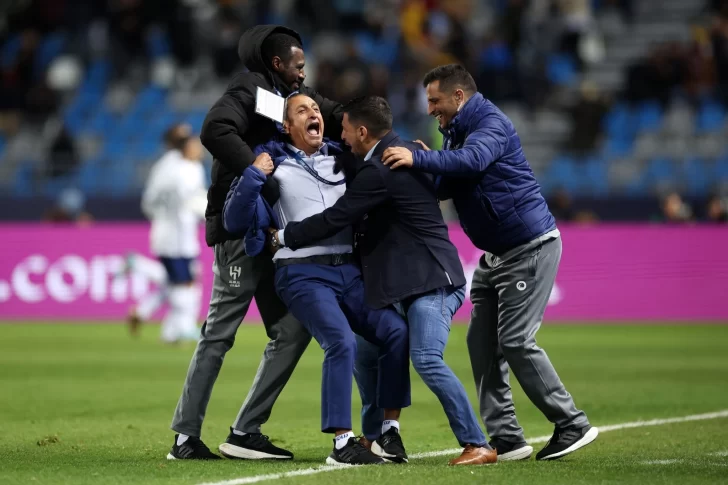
[642,459,682,465]
[197,409,728,485]
[709,450,728,457]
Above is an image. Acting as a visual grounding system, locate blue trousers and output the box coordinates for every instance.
[274,262,411,433]
[356,286,488,447]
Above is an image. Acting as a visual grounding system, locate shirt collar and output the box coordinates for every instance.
[364,140,381,161]
[286,142,328,158]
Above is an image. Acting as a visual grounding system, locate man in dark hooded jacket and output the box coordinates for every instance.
[167,25,343,461]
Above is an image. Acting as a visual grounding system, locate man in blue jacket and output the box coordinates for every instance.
[223,94,410,466]
[382,64,598,461]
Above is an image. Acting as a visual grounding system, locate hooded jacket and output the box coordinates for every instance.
[200,25,343,247]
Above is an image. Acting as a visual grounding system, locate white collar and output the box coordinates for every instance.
[364,140,381,161]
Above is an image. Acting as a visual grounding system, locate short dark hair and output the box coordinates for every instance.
[163,123,190,150]
[342,96,392,138]
[262,33,302,67]
[422,64,477,94]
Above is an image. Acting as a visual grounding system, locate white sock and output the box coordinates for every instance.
[382,420,399,435]
[334,431,355,450]
[178,284,202,340]
[161,285,200,342]
[135,290,165,320]
[177,434,189,446]
[232,429,246,436]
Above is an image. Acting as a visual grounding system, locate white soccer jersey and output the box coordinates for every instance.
[141,150,207,258]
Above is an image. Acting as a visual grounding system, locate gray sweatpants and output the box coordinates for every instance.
[467,235,588,443]
[171,239,311,437]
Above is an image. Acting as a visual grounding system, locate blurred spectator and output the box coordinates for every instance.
[659,191,694,222]
[212,7,244,78]
[555,0,594,70]
[549,188,575,221]
[710,3,728,105]
[565,81,610,155]
[706,194,728,221]
[107,0,150,76]
[47,123,78,178]
[683,29,716,103]
[625,43,687,108]
[43,188,94,225]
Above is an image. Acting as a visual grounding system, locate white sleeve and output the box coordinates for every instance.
[181,163,208,219]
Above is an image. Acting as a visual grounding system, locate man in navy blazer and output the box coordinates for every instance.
[382,64,597,462]
[277,96,497,466]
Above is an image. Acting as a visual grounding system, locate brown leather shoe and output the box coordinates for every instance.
[448,445,497,465]
[358,436,373,450]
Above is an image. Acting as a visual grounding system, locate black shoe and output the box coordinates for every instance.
[489,438,533,461]
[371,428,408,463]
[326,437,386,466]
[218,428,293,459]
[536,425,599,461]
[167,435,221,460]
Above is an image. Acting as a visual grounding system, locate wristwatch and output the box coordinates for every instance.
[271,231,281,248]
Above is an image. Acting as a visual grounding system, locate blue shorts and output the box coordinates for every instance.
[159,257,196,284]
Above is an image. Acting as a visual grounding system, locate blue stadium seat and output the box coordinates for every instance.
[714,156,728,182]
[633,101,663,133]
[480,42,513,71]
[546,156,581,193]
[683,158,710,196]
[79,161,103,195]
[147,28,171,58]
[83,60,110,95]
[0,135,6,159]
[695,99,725,134]
[355,32,399,67]
[603,103,633,140]
[546,54,577,86]
[184,110,207,133]
[645,157,676,188]
[602,136,634,158]
[581,157,609,196]
[13,164,34,196]
[33,32,67,80]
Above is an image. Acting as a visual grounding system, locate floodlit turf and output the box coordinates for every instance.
[1,323,727,485]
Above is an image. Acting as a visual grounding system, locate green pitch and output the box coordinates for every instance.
[1,323,727,485]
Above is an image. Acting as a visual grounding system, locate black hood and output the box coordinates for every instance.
[237,25,303,93]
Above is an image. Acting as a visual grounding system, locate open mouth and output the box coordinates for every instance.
[434,113,443,123]
[306,120,321,136]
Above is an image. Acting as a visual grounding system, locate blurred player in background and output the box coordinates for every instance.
[117,252,169,337]
[141,124,208,344]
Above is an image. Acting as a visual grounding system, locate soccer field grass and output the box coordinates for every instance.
[1,323,727,485]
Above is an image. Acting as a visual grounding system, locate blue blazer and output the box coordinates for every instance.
[222,138,344,256]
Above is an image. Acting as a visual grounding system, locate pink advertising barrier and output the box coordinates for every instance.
[0,223,727,322]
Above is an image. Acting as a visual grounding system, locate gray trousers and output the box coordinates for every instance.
[467,236,588,443]
[171,239,311,437]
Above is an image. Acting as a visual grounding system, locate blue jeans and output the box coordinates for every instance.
[356,285,487,447]
[275,263,410,433]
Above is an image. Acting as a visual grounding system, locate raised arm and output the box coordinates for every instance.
[412,120,509,175]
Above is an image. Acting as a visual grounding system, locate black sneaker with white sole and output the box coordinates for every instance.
[489,438,533,461]
[536,425,599,461]
[218,428,294,460]
[371,428,408,463]
[326,437,386,466]
[167,435,221,460]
